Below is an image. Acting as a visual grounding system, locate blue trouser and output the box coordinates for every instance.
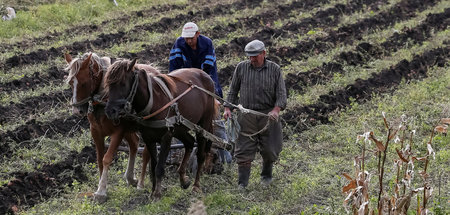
[213,119,232,164]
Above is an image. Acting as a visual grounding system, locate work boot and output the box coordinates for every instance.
[238,165,251,189]
[260,162,273,186]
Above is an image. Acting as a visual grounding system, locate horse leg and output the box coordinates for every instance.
[137,145,149,190]
[92,129,105,178]
[124,132,139,187]
[192,134,212,193]
[140,133,158,195]
[153,132,173,199]
[94,132,124,203]
[175,132,195,189]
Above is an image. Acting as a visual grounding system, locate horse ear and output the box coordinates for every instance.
[64,53,72,64]
[81,53,93,69]
[128,58,137,73]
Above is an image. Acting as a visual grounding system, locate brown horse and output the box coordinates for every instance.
[104,59,217,199]
[64,53,153,202]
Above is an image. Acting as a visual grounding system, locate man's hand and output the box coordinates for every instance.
[268,106,281,122]
[223,107,232,120]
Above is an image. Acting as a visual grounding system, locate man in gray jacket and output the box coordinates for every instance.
[224,40,287,188]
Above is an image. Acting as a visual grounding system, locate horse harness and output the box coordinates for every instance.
[70,59,107,112]
[121,71,232,150]
[118,70,271,149]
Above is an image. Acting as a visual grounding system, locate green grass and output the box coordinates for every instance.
[283,0,450,75]
[19,63,449,214]
[292,29,449,107]
[0,129,93,188]
[0,81,68,104]
[1,0,448,214]
[0,0,187,40]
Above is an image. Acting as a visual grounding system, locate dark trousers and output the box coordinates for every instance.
[234,110,283,165]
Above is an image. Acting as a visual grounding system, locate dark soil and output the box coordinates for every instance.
[0,4,187,52]
[0,115,89,162]
[219,0,437,87]
[0,146,96,215]
[0,0,448,213]
[0,90,70,124]
[1,0,264,71]
[283,46,449,132]
[0,66,64,94]
[0,0,383,93]
[284,8,449,92]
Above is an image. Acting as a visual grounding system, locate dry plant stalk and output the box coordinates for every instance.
[342,114,447,215]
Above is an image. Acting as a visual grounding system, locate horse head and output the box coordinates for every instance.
[104,58,138,120]
[64,52,107,115]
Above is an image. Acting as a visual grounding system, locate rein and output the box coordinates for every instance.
[142,84,194,120]
[124,72,271,139]
[157,77,272,138]
[71,96,92,107]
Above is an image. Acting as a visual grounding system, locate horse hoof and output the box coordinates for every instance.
[152,192,162,201]
[192,186,202,193]
[127,178,138,187]
[181,180,191,189]
[137,183,145,190]
[93,193,107,203]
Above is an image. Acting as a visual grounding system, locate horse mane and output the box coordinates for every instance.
[104,59,178,95]
[104,59,130,88]
[64,52,110,84]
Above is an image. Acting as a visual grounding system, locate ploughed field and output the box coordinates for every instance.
[0,0,449,214]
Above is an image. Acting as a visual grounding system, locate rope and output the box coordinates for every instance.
[191,84,268,117]
[135,77,272,140]
[240,117,271,139]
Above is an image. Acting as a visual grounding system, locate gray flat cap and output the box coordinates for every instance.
[244,40,265,56]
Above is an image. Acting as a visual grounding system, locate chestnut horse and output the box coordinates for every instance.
[64,53,153,202]
[104,59,217,199]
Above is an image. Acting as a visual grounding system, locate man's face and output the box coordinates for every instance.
[184,32,200,49]
[249,50,266,67]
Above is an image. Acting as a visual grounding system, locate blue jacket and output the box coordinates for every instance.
[169,35,223,98]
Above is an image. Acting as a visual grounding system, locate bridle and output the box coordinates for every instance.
[122,71,141,114]
[70,61,104,109]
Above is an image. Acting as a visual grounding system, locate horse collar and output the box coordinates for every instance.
[153,76,174,100]
[137,72,155,116]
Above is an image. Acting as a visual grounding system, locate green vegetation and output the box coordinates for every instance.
[0,0,448,214]
[20,61,449,215]
[0,0,187,40]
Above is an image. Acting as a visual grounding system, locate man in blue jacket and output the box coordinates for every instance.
[169,22,231,165]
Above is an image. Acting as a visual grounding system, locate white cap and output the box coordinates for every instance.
[181,22,198,38]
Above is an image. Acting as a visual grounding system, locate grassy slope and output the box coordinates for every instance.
[0,0,448,214]
[22,58,449,215]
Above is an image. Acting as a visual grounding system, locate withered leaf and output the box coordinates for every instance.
[434,125,448,134]
[396,148,409,162]
[342,173,353,181]
[374,139,385,152]
[369,132,385,151]
[440,118,450,125]
[343,180,357,193]
[412,156,427,161]
[388,129,399,140]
